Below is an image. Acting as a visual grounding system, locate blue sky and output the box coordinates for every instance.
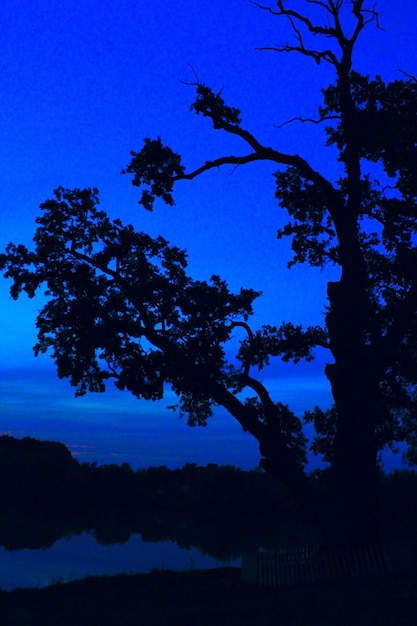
[0,1,416,470]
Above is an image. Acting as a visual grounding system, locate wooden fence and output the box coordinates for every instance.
[242,542,417,588]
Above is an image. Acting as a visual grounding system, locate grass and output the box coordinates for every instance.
[1,567,417,626]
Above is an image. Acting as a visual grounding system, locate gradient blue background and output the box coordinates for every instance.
[1,1,415,470]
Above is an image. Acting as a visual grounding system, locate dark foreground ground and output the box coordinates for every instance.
[1,567,417,626]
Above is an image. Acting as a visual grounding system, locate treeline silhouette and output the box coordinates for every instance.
[0,435,293,514]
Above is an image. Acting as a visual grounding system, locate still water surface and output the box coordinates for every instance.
[0,532,240,591]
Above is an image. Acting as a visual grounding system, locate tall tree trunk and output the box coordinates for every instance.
[325,280,381,545]
[326,361,380,545]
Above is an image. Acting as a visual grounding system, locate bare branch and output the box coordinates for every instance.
[251,0,380,69]
[288,14,306,48]
[274,114,340,129]
[331,0,346,44]
[249,0,282,17]
[356,1,382,28]
[255,44,338,66]
[251,0,339,37]
[178,148,340,211]
[349,2,382,47]
[179,64,201,87]
[305,0,337,12]
[179,154,266,180]
[397,69,417,83]
[253,1,340,66]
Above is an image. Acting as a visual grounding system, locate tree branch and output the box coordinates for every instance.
[398,69,417,83]
[254,44,338,66]
[227,320,254,378]
[251,0,339,37]
[172,85,342,202]
[251,0,379,69]
[274,114,340,129]
[177,146,342,218]
[245,374,280,417]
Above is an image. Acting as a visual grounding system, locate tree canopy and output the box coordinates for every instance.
[1,0,417,543]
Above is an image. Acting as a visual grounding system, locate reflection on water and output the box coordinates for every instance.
[0,501,320,591]
[0,509,319,591]
[0,532,240,591]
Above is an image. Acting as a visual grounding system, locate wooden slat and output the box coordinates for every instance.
[242,542,417,588]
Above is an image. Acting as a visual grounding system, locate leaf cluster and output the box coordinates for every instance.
[237,322,329,369]
[190,83,242,129]
[275,167,339,268]
[321,72,417,196]
[122,137,185,210]
[1,187,260,422]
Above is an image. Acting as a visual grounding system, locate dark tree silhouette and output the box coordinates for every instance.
[1,1,417,544]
